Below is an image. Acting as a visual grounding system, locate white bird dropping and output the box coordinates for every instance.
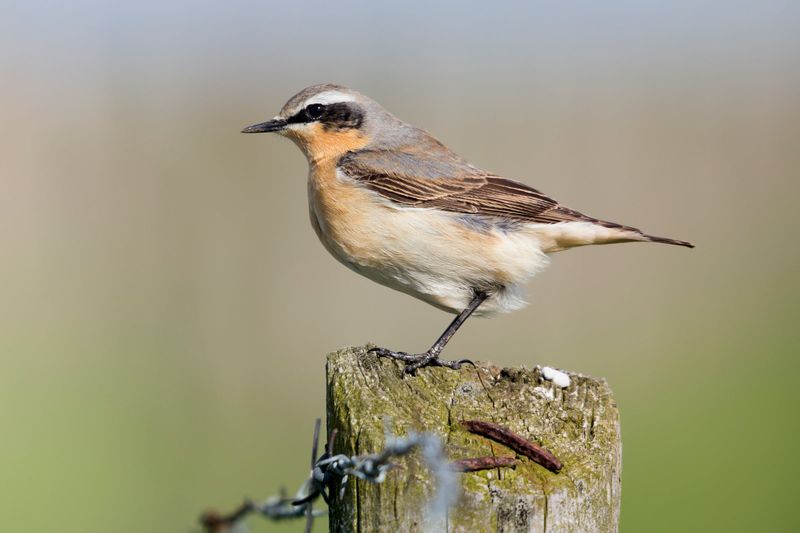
[542,366,571,388]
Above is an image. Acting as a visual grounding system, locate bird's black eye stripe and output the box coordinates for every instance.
[284,102,364,130]
[320,102,364,130]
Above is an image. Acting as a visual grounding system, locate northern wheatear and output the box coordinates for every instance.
[243,84,693,373]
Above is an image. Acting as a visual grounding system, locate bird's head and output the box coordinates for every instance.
[242,83,401,163]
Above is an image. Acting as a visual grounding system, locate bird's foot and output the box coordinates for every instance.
[368,347,474,374]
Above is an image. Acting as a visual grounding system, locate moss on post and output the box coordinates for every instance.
[326,345,621,533]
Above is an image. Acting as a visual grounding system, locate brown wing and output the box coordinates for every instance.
[339,148,605,226]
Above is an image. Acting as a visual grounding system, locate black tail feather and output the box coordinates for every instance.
[643,234,695,248]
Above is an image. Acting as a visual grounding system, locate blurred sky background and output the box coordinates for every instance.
[1,1,799,531]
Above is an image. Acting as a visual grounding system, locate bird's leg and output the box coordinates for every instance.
[370,291,489,374]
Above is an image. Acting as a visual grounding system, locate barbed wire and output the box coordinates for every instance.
[198,417,544,532]
[200,418,463,533]
[200,486,325,533]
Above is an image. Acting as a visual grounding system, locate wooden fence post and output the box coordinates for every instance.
[326,345,622,532]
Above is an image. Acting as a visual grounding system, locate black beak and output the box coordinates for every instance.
[241,118,286,134]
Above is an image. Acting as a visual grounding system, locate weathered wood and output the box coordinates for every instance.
[326,345,622,533]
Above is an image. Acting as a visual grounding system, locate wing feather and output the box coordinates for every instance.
[339,149,600,226]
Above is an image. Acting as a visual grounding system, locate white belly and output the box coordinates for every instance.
[308,175,549,315]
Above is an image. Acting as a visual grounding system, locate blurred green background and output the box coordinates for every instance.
[1,1,798,531]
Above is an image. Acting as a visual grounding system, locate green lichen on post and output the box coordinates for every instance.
[326,345,621,533]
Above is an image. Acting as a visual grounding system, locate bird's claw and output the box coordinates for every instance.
[369,347,475,374]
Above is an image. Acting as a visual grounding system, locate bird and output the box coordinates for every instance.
[242,84,693,373]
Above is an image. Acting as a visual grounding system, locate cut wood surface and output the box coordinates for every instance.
[326,345,622,533]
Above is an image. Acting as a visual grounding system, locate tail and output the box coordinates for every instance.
[546,206,695,249]
[577,210,695,248]
[641,233,695,248]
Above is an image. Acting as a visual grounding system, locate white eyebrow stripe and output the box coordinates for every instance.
[304,91,356,106]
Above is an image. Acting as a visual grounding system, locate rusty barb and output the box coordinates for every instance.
[450,455,518,472]
[462,420,563,473]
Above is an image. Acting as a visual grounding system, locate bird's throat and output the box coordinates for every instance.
[289,122,369,165]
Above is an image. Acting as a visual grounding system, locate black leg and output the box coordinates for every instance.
[370,291,489,374]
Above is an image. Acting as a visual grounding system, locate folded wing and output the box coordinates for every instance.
[341,147,620,227]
